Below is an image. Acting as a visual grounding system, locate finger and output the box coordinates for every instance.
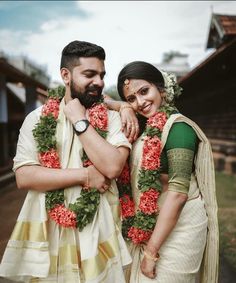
[129,122,138,142]
[121,121,126,132]
[125,121,132,137]
[98,188,106,194]
[133,123,139,141]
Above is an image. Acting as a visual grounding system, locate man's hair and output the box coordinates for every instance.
[60,40,106,70]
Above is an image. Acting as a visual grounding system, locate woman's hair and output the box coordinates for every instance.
[117,61,165,101]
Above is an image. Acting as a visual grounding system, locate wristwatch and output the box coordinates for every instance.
[73,119,90,135]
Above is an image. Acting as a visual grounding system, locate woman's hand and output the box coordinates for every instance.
[87,165,111,193]
[119,103,139,143]
[140,256,157,279]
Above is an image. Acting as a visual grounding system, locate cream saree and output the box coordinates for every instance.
[0,99,132,283]
[126,114,219,283]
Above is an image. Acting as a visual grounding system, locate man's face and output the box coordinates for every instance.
[70,57,106,108]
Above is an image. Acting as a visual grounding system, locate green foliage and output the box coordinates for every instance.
[144,126,161,138]
[122,216,135,240]
[159,105,179,117]
[117,184,131,197]
[45,190,65,210]
[32,115,57,152]
[69,189,100,231]
[95,128,108,139]
[138,169,161,192]
[134,211,156,231]
[48,85,65,100]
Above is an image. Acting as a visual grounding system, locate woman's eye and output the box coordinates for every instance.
[127,96,135,103]
[140,88,148,95]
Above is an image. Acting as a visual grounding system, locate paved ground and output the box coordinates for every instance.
[0,182,235,283]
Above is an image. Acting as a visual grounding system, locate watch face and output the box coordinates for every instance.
[75,121,87,132]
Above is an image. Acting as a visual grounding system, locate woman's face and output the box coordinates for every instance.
[123,79,163,118]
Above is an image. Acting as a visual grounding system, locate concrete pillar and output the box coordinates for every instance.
[25,85,37,115]
[0,75,9,166]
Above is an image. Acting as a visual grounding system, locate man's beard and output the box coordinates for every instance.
[70,81,103,109]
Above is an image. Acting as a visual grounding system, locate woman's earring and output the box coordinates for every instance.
[161,93,166,105]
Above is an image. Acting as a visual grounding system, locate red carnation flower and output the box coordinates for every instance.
[89,104,108,131]
[139,189,160,215]
[42,98,60,119]
[141,136,162,170]
[128,226,152,244]
[39,149,60,168]
[120,194,135,218]
[49,204,77,228]
[83,159,93,167]
[117,162,130,184]
[147,112,167,131]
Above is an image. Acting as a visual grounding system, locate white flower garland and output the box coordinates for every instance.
[160,70,183,104]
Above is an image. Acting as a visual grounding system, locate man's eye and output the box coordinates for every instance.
[85,73,93,78]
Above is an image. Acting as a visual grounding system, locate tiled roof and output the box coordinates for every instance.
[206,13,236,49]
[217,14,236,35]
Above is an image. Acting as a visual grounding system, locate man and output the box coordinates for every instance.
[0,41,132,283]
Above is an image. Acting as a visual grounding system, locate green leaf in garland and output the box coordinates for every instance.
[69,188,100,231]
[134,211,157,231]
[33,115,57,152]
[48,86,65,100]
[45,189,64,210]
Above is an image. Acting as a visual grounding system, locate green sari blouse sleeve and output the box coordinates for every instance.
[165,122,198,194]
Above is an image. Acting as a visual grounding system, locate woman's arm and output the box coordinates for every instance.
[141,122,198,278]
[104,94,139,142]
[141,191,187,279]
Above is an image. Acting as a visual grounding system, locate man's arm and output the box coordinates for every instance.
[16,165,110,192]
[64,98,130,179]
[14,109,110,192]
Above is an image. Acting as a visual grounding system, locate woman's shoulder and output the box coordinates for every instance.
[165,122,198,150]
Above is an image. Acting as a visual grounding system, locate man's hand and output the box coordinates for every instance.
[87,165,111,193]
[64,98,86,124]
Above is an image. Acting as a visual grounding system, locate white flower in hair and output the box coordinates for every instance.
[160,70,183,104]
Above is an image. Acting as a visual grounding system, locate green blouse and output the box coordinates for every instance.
[160,122,198,194]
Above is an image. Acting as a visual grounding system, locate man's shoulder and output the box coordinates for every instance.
[23,105,43,125]
[107,109,120,119]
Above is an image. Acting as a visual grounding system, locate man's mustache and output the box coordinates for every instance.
[86,85,102,95]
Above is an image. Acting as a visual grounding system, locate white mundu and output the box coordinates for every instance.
[0,99,132,283]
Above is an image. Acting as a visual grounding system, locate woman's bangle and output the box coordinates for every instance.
[143,250,160,262]
[119,103,133,114]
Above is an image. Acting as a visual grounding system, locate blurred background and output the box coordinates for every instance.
[0,1,235,282]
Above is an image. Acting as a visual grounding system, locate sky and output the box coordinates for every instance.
[0,1,236,89]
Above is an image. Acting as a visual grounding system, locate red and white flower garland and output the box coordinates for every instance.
[33,87,109,230]
[118,108,174,245]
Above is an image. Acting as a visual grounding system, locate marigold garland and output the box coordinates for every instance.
[33,86,109,230]
[118,105,177,244]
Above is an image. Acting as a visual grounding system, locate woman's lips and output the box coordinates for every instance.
[141,103,152,114]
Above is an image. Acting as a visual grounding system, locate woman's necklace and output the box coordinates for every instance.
[118,105,176,244]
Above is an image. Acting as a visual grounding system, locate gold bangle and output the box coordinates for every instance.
[119,103,133,114]
[143,250,160,262]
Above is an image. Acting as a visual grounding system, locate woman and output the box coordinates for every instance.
[105,61,219,283]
